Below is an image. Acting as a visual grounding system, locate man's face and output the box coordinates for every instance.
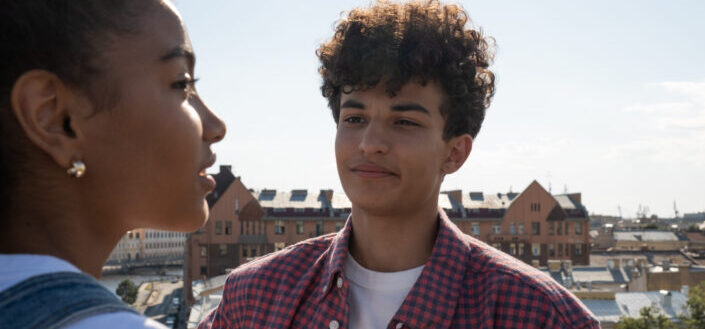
[335,81,455,216]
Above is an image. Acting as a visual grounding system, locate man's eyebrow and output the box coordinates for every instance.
[340,99,365,109]
[160,45,195,70]
[391,103,430,115]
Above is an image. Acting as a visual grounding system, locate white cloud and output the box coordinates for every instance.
[613,80,705,166]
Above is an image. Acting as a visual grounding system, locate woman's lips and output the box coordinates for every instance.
[199,171,217,191]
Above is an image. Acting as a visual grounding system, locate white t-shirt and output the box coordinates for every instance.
[344,255,425,329]
[0,254,166,329]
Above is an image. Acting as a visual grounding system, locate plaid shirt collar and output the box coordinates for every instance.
[315,208,472,329]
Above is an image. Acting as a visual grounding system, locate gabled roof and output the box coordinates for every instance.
[554,194,580,210]
[206,166,236,208]
[253,189,324,209]
[584,291,687,323]
[614,231,680,242]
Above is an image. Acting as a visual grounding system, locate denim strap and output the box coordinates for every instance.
[0,271,139,329]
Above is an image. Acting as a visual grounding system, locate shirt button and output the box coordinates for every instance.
[329,320,340,329]
[396,323,404,329]
[336,277,343,288]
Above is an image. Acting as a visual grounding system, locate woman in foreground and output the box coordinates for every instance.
[0,1,225,328]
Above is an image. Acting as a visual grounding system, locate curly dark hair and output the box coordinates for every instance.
[317,0,495,140]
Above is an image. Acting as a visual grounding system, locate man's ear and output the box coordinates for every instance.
[10,70,83,169]
[441,134,473,174]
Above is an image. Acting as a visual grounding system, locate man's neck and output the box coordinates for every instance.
[348,203,439,272]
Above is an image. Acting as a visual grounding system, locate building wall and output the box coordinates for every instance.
[614,239,687,251]
[186,175,263,284]
[481,182,591,266]
[647,265,705,291]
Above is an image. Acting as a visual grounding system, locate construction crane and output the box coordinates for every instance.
[674,200,679,219]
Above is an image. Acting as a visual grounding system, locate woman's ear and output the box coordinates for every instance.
[10,70,83,169]
[441,134,473,174]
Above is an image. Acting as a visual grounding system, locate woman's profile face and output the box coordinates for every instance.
[75,1,226,232]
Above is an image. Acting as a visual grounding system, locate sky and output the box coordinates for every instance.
[174,0,705,218]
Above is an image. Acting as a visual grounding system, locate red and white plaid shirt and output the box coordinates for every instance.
[199,210,600,329]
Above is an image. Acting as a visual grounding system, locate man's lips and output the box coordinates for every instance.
[350,163,397,178]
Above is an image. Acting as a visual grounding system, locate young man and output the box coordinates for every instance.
[200,1,599,328]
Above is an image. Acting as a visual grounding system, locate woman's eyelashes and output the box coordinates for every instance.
[171,75,199,93]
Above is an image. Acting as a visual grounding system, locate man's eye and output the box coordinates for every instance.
[395,119,419,126]
[342,116,364,124]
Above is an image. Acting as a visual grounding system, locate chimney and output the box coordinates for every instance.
[568,193,582,204]
[661,290,672,309]
[220,165,232,173]
[548,260,562,272]
[562,260,573,274]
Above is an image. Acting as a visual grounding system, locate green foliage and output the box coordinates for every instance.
[616,306,675,329]
[682,282,705,328]
[687,224,701,233]
[115,279,138,305]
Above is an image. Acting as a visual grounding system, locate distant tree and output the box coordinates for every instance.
[687,224,701,232]
[681,281,705,328]
[616,306,675,329]
[116,279,138,304]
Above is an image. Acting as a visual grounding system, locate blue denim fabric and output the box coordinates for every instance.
[0,271,138,329]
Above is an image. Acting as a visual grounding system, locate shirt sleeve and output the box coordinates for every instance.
[65,311,168,329]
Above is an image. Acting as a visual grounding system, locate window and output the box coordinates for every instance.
[575,222,583,235]
[200,266,207,275]
[509,223,516,235]
[492,243,501,250]
[492,224,501,234]
[548,244,555,257]
[335,222,344,232]
[556,222,562,235]
[219,244,227,256]
[509,243,516,255]
[531,222,540,235]
[242,247,248,258]
[548,222,555,235]
[315,221,323,236]
[530,203,541,212]
[471,223,480,236]
[128,232,133,239]
[251,248,257,257]
[274,242,285,251]
[575,244,583,256]
[275,220,285,235]
[558,243,563,256]
[200,246,207,257]
[225,221,232,235]
[518,243,525,256]
[294,208,304,213]
[215,221,223,235]
[518,223,524,235]
[564,222,569,236]
[296,221,304,235]
[532,243,541,256]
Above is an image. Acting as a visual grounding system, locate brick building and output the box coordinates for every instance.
[442,181,591,266]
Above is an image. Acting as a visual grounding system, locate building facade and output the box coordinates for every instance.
[442,181,591,266]
[107,229,186,265]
